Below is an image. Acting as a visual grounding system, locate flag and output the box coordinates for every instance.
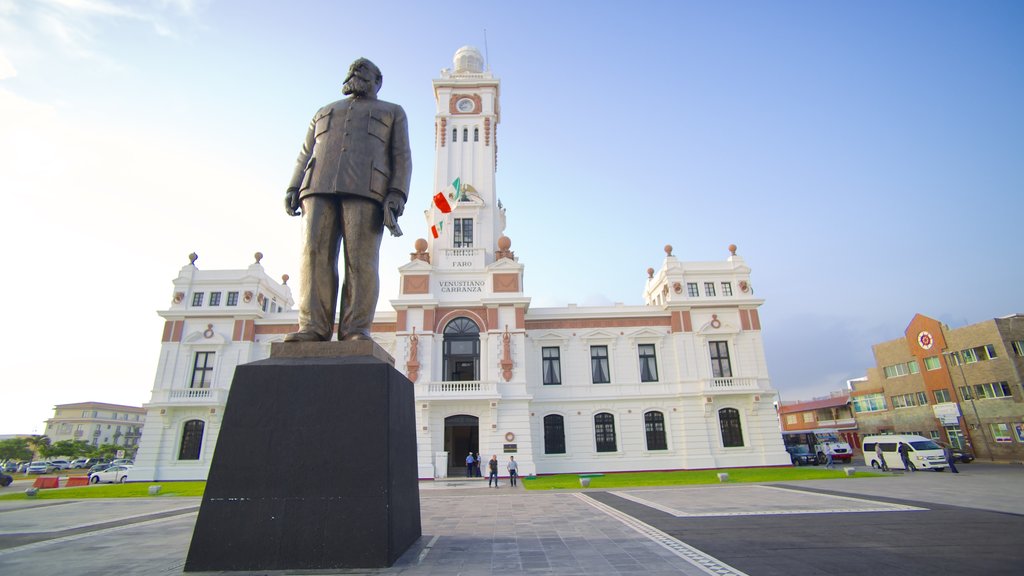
[432,192,452,213]
[431,220,444,238]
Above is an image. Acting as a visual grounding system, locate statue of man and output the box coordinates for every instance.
[284,58,412,342]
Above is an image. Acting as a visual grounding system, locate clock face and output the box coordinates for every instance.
[456,98,475,113]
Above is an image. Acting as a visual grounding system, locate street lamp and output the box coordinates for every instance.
[942,349,994,462]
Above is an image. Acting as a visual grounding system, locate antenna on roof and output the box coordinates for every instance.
[483,28,490,71]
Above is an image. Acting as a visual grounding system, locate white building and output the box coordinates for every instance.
[133,47,789,482]
[44,402,146,449]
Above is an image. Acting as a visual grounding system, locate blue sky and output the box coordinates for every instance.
[1,1,1021,434]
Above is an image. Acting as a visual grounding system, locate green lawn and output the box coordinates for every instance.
[0,481,206,500]
[522,467,881,490]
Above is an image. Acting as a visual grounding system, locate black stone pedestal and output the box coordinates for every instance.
[184,352,421,571]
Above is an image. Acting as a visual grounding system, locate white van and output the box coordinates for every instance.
[862,434,947,471]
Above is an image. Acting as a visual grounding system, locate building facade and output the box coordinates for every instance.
[44,402,146,449]
[132,47,789,482]
[778,391,858,451]
[850,313,1024,461]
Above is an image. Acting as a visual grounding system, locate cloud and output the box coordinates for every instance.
[0,50,14,78]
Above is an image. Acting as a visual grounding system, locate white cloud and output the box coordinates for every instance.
[0,50,15,78]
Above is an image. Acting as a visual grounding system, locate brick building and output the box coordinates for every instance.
[778,391,858,451]
[850,313,1024,461]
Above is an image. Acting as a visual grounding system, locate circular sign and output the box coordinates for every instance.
[504,432,515,442]
[918,331,934,350]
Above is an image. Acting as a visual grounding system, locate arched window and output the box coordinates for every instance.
[644,411,667,450]
[462,128,468,142]
[594,412,617,452]
[473,127,479,142]
[443,317,480,381]
[178,419,205,460]
[452,127,458,142]
[719,408,744,447]
[543,414,565,454]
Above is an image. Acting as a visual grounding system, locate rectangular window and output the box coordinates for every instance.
[704,282,716,297]
[709,341,732,378]
[984,344,997,359]
[191,292,204,306]
[638,344,659,382]
[891,393,917,409]
[924,356,941,371]
[786,414,797,425]
[803,413,814,423]
[1012,340,1024,357]
[209,292,221,306]
[852,393,887,413]
[687,283,699,297]
[226,291,239,306]
[990,423,1013,443]
[191,352,215,388]
[883,363,910,378]
[916,391,928,406]
[962,348,978,364]
[594,413,617,452]
[973,381,1012,399]
[959,385,974,400]
[934,389,952,403]
[541,347,561,385]
[721,282,733,296]
[908,360,920,374]
[453,218,473,248]
[590,345,610,384]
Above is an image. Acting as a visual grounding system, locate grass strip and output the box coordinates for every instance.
[0,481,206,500]
[522,467,881,490]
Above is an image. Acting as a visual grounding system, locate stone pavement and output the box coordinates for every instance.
[0,463,1020,576]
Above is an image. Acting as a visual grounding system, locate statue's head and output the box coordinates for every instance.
[343,58,382,97]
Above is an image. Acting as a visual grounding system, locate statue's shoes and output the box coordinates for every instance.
[283,330,326,342]
[340,332,373,342]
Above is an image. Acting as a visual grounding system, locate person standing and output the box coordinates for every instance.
[506,456,519,487]
[824,446,835,469]
[898,442,914,471]
[283,57,413,343]
[875,443,888,471]
[465,452,475,478]
[943,444,960,474]
[488,454,499,488]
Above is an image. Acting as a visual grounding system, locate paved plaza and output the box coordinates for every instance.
[1,464,1021,575]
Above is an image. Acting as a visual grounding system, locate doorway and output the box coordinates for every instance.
[444,414,479,477]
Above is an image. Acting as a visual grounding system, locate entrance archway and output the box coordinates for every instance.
[444,414,479,477]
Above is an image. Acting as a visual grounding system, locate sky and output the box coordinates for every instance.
[1,0,1021,434]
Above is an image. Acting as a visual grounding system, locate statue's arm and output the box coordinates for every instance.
[285,114,319,216]
[387,105,413,203]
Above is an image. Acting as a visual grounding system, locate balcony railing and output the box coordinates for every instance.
[704,377,761,393]
[420,380,498,399]
[150,387,227,405]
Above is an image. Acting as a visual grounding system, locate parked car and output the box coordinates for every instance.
[109,459,134,467]
[2,461,19,473]
[83,458,110,469]
[49,459,71,470]
[69,458,89,469]
[936,441,975,464]
[0,472,13,487]
[786,445,819,466]
[89,465,132,484]
[88,463,113,474]
[27,461,57,474]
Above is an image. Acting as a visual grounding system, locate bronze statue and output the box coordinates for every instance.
[284,58,412,342]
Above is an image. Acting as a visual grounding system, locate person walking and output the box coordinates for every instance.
[488,454,499,488]
[875,443,888,471]
[943,444,960,474]
[465,452,475,478]
[506,456,519,487]
[824,447,835,469]
[898,442,914,471]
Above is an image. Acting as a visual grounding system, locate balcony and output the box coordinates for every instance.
[418,380,498,400]
[815,418,857,429]
[703,377,762,394]
[149,387,228,406]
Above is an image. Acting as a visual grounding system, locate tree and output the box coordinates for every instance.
[0,437,33,462]
[26,435,50,459]
[44,440,92,459]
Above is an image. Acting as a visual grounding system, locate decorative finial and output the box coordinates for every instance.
[414,238,428,252]
[498,235,511,251]
[728,244,737,256]
[281,274,289,285]
[664,244,673,256]
[188,252,198,265]
[254,251,263,264]
[646,267,654,279]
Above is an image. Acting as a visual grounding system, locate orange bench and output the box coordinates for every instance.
[32,477,60,489]
[65,476,90,487]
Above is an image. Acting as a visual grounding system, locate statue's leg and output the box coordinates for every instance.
[338,196,384,340]
[291,195,342,341]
